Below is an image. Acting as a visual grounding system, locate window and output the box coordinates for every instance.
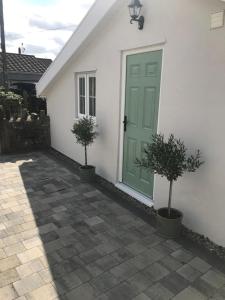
[77,73,96,118]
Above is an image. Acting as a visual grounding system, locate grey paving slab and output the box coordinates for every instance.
[161,272,189,295]
[161,255,183,271]
[133,294,152,300]
[105,281,139,300]
[172,286,207,300]
[109,260,139,281]
[192,277,217,298]
[0,152,224,300]
[188,256,211,273]
[127,271,153,293]
[90,271,119,295]
[145,282,174,300]
[176,264,201,282]
[171,249,193,264]
[144,262,170,282]
[65,283,95,300]
[201,269,225,289]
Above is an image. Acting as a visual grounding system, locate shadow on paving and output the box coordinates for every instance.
[16,152,158,299]
[1,152,225,299]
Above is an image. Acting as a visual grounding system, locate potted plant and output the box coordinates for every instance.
[72,116,97,182]
[136,134,203,238]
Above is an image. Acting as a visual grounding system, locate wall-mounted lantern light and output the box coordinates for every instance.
[128,0,144,30]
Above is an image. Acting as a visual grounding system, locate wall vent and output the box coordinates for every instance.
[210,11,225,29]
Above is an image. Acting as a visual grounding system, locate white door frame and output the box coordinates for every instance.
[117,42,165,203]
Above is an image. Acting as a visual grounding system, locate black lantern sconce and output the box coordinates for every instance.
[128,0,144,30]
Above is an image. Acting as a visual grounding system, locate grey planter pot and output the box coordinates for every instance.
[79,165,96,182]
[157,207,183,239]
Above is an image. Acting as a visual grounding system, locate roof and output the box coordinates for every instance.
[0,52,52,75]
[37,0,118,96]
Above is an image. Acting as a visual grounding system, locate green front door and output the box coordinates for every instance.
[122,50,162,197]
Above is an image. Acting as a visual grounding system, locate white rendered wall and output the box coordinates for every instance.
[44,0,225,246]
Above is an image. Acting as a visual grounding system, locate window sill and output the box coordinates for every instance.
[74,116,97,125]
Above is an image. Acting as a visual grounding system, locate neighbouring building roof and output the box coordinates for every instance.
[37,0,119,95]
[0,52,52,84]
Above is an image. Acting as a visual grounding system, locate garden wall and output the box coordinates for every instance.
[0,115,51,154]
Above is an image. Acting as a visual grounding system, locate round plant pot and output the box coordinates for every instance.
[79,165,96,182]
[157,207,183,239]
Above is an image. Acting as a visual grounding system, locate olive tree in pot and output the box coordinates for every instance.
[72,116,97,182]
[136,134,203,239]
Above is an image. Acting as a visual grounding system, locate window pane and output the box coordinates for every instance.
[80,96,85,114]
[89,76,96,117]
[89,77,96,97]
[89,98,96,116]
[79,77,85,114]
[79,78,84,95]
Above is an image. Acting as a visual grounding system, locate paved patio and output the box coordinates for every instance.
[0,152,225,300]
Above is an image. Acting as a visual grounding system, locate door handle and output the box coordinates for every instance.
[123,115,128,132]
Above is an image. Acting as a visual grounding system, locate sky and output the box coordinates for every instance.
[3,0,95,60]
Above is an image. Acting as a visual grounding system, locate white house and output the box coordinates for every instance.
[37,0,225,247]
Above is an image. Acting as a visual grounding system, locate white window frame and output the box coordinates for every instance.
[77,72,96,119]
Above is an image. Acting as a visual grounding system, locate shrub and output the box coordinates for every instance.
[0,87,23,119]
[136,134,203,217]
[71,116,97,166]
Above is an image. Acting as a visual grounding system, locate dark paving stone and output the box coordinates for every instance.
[110,261,139,282]
[61,271,83,290]
[86,262,104,278]
[125,242,148,255]
[171,249,193,264]
[161,272,189,294]
[161,255,183,271]
[96,240,121,255]
[90,271,119,295]
[153,243,173,257]
[52,260,76,278]
[144,262,170,282]
[130,248,164,270]
[42,231,59,243]
[111,247,134,263]
[95,254,120,271]
[48,251,63,265]
[145,282,174,300]
[127,271,153,293]
[192,277,217,298]
[65,283,95,300]
[163,240,182,251]
[73,267,92,283]
[141,234,163,248]
[177,264,201,282]
[79,249,103,264]
[105,282,139,300]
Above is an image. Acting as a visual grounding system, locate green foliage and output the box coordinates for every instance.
[0,87,23,105]
[0,87,23,119]
[72,116,97,147]
[136,134,203,182]
[71,116,97,166]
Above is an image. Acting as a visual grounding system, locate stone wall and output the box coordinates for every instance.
[0,114,51,154]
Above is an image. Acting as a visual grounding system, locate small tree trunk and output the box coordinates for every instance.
[168,180,173,217]
[84,144,87,166]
